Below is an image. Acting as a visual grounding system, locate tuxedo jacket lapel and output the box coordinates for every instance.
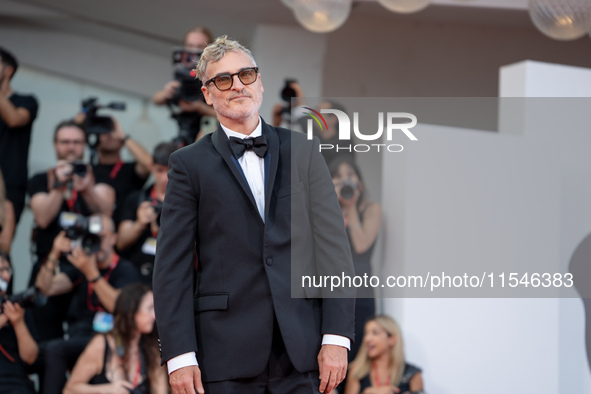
[212,127,259,215]
[262,120,279,222]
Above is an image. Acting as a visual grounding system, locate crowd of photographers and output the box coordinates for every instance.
[0,24,372,392]
[0,26,220,393]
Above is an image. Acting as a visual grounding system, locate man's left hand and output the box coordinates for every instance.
[318,344,348,394]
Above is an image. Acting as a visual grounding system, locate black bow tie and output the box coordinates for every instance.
[229,135,268,159]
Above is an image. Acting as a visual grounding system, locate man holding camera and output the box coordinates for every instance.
[91,116,153,225]
[152,26,217,144]
[0,251,39,394]
[116,142,177,286]
[0,47,38,227]
[35,214,139,394]
[27,120,115,342]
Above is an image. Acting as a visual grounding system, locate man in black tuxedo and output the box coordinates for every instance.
[153,35,355,394]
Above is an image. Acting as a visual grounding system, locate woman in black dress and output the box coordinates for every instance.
[345,315,424,394]
[64,283,168,393]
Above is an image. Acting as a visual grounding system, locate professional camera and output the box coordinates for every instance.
[340,180,358,200]
[280,78,297,115]
[171,47,203,103]
[59,212,103,255]
[71,161,88,178]
[81,97,126,135]
[0,287,47,314]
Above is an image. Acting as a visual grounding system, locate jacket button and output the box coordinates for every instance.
[266,258,273,266]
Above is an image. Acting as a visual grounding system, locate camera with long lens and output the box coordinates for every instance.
[81,97,126,135]
[59,212,103,255]
[340,180,358,200]
[171,48,203,103]
[0,287,47,314]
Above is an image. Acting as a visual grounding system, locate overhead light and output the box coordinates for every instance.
[377,0,431,14]
[529,0,591,40]
[291,0,353,33]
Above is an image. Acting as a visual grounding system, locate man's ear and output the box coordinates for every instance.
[202,85,212,105]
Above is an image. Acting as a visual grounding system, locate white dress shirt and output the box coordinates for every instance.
[167,117,350,374]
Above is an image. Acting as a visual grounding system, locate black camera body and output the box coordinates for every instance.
[81,97,126,135]
[0,287,47,314]
[171,48,203,103]
[340,180,358,200]
[71,161,88,178]
[59,212,103,255]
[280,79,298,115]
[172,67,203,103]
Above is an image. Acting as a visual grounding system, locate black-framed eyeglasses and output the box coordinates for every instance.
[205,67,259,91]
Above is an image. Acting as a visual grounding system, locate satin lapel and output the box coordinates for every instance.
[262,120,279,223]
[211,127,258,213]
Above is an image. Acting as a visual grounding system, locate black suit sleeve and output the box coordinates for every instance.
[307,137,356,342]
[153,152,199,364]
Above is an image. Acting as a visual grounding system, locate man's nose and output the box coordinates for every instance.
[230,74,245,91]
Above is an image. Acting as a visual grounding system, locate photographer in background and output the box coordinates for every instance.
[152,26,217,144]
[0,251,39,394]
[0,170,15,254]
[27,120,115,342]
[82,114,153,225]
[35,214,139,394]
[0,47,38,228]
[117,142,177,287]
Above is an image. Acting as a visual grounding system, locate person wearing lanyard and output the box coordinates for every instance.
[86,116,153,226]
[27,120,115,343]
[34,214,140,394]
[0,250,39,394]
[117,142,177,287]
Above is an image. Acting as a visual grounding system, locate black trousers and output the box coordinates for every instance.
[202,318,321,394]
[41,336,91,394]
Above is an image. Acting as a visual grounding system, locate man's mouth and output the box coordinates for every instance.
[230,95,250,101]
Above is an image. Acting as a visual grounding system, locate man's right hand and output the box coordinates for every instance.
[169,365,205,394]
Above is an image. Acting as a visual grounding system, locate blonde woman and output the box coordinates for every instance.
[345,315,424,394]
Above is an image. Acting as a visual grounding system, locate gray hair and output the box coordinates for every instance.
[195,35,257,82]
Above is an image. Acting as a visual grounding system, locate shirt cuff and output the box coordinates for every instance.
[322,334,351,350]
[167,352,198,374]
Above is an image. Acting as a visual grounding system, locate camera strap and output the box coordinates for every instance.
[66,187,78,212]
[109,160,124,180]
[0,343,16,363]
[87,254,119,312]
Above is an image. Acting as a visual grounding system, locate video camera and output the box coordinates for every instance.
[171,47,203,103]
[59,212,103,255]
[0,287,47,314]
[81,97,126,135]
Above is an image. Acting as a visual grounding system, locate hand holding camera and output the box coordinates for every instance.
[71,164,95,193]
[337,179,360,207]
[161,80,181,102]
[136,201,157,226]
[66,245,99,281]
[2,300,25,326]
